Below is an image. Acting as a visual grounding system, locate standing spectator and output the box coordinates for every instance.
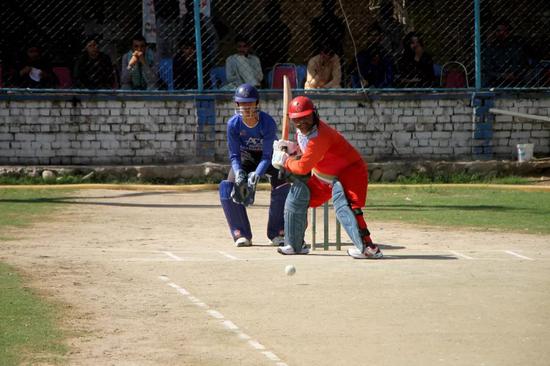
[16,45,56,88]
[355,46,393,88]
[397,32,434,87]
[173,40,197,90]
[311,0,345,57]
[483,20,527,87]
[120,34,159,90]
[74,36,115,89]
[252,0,291,75]
[305,44,341,89]
[225,36,263,88]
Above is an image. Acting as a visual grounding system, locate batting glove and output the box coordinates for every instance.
[273,139,298,155]
[271,149,289,170]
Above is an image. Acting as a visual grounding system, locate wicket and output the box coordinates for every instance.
[310,202,342,250]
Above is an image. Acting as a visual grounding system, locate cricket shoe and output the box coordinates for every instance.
[347,245,383,259]
[277,244,309,255]
[270,236,285,246]
[234,237,252,247]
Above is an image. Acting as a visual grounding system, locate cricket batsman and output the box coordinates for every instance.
[219,83,290,247]
[271,96,383,259]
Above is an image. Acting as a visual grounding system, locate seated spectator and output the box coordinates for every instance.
[305,44,341,89]
[224,36,263,88]
[16,45,56,88]
[483,20,527,87]
[355,46,393,88]
[397,32,435,87]
[74,36,115,89]
[173,40,197,90]
[120,34,158,90]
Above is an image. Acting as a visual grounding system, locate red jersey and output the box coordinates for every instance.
[284,120,363,181]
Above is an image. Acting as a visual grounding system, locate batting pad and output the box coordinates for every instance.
[332,180,364,252]
[284,180,310,252]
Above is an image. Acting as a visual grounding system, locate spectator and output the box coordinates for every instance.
[120,34,159,90]
[355,46,393,88]
[74,36,115,89]
[311,0,345,57]
[252,0,291,75]
[397,32,435,87]
[305,44,341,89]
[173,40,197,90]
[483,20,527,87]
[225,36,263,88]
[16,45,56,88]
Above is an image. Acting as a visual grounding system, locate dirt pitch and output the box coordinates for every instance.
[1,188,549,366]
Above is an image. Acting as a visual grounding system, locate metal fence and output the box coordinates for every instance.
[0,0,549,91]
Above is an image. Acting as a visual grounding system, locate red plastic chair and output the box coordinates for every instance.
[270,63,298,89]
[440,62,469,88]
[52,66,73,89]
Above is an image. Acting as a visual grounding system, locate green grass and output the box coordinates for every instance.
[394,172,531,185]
[0,189,70,365]
[367,186,550,234]
[0,263,67,365]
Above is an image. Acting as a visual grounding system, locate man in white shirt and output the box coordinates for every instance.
[225,37,263,88]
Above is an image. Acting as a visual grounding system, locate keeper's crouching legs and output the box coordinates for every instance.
[219,180,252,244]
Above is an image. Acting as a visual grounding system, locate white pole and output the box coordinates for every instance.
[489,108,550,123]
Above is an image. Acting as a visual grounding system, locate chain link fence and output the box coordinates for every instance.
[0,0,548,91]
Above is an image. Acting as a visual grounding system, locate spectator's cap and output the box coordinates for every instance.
[234,83,259,103]
[289,96,315,118]
[84,34,101,46]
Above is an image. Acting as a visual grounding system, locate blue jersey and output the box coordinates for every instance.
[227,111,278,176]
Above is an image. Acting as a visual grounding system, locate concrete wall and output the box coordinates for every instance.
[0,92,549,165]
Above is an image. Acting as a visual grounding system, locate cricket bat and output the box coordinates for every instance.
[278,75,293,179]
[282,75,292,141]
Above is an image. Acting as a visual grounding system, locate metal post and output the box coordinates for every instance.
[336,219,341,251]
[193,0,204,91]
[474,0,482,90]
[323,202,329,250]
[311,207,316,250]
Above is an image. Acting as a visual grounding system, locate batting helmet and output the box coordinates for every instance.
[234,83,259,103]
[288,96,315,119]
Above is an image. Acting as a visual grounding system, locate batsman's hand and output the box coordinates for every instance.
[271,149,289,170]
[273,139,298,155]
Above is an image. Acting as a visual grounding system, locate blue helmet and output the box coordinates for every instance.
[234,83,259,103]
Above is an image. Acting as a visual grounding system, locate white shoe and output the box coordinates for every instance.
[277,244,309,255]
[235,237,252,247]
[270,236,285,246]
[347,245,383,259]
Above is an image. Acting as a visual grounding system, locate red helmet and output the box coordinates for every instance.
[288,96,315,119]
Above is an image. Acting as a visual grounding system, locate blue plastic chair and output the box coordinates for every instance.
[296,64,307,88]
[158,58,174,91]
[209,66,226,89]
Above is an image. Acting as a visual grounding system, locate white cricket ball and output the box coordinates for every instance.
[285,264,296,276]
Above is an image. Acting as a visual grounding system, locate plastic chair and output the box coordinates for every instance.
[270,63,298,89]
[158,58,174,91]
[440,61,469,88]
[52,66,72,89]
[296,64,307,88]
[433,63,442,80]
[209,66,226,89]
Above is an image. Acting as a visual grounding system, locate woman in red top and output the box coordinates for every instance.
[272,96,382,259]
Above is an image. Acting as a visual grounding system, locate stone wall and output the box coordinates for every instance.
[0,92,548,165]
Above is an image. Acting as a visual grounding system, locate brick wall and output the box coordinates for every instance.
[0,92,549,165]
